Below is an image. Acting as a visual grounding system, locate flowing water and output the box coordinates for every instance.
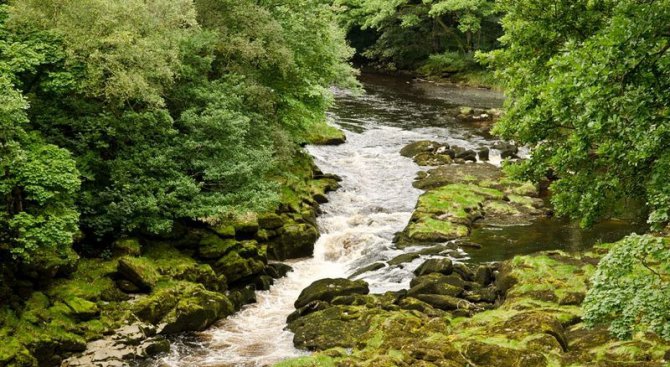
[151,74,644,367]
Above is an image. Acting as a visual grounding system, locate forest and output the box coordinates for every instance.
[1,0,669,366]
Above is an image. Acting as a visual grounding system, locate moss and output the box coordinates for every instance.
[211,224,236,237]
[112,237,142,256]
[508,194,537,208]
[47,259,122,302]
[407,218,469,242]
[417,184,503,219]
[274,355,337,367]
[63,297,99,320]
[301,120,346,146]
[483,200,521,215]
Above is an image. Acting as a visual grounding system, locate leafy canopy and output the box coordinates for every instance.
[487,0,670,228]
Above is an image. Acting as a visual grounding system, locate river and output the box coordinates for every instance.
[150,74,644,367]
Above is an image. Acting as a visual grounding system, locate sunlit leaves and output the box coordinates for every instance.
[584,235,670,340]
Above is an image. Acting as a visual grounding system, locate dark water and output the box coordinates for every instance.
[467,218,647,263]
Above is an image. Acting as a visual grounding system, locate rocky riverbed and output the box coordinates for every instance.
[277,145,670,367]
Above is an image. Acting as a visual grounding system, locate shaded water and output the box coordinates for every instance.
[151,74,642,367]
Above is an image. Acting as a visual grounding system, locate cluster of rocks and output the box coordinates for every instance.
[286,257,501,350]
[396,163,546,247]
[61,323,169,367]
[281,251,670,367]
[0,159,339,367]
[400,140,519,167]
[452,106,502,123]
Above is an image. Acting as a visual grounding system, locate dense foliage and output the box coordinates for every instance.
[584,235,670,340]
[488,0,670,228]
[333,0,501,72]
[0,0,354,269]
[487,0,670,341]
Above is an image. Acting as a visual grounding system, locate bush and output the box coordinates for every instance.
[419,52,477,76]
[583,234,670,340]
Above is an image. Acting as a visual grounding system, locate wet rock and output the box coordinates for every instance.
[477,148,490,161]
[407,278,463,297]
[414,294,477,312]
[117,279,141,293]
[455,149,477,162]
[413,152,453,166]
[387,252,421,266]
[463,286,498,303]
[228,285,257,310]
[265,263,293,279]
[452,262,475,281]
[294,278,369,308]
[287,300,331,323]
[117,257,159,292]
[397,297,443,316]
[400,141,442,158]
[215,250,265,284]
[269,223,319,260]
[475,265,495,286]
[158,287,235,334]
[253,275,274,291]
[349,262,386,278]
[288,305,380,351]
[414,258,453,276]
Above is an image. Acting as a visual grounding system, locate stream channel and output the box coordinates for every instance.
[150,74,645,367]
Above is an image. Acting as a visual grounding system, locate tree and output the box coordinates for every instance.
[487,0,670,228]
[334,0,500,70]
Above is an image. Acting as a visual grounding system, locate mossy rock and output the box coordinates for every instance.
[406,218,469,243]
[294,278,369,309]
[117,257,159,292]
[257,213,285,230]
[400,141,442,158]
[63,297,99,321]
[461,341,548,367]
[158,285,234,334]
[349,262,386,278]
[211,223,236,238]
[269,223,319,260]
[215,251,265,284]
[198,235,239,260]
[288,305,383,351]
[407,278,462,298]
[414,258,454,276]
[233,213,259,236]
[112,237,142,257]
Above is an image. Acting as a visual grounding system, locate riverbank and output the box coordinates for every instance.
[0,124,343,367]
[277,153,670,366]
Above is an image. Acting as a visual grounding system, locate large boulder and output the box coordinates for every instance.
[117,257,159,292]
[294,278,369,309]
[158,288,235,334]
[407,277,463,298]
[215,250,265,284]
[414,258,454,276]
[269,223,319,260]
